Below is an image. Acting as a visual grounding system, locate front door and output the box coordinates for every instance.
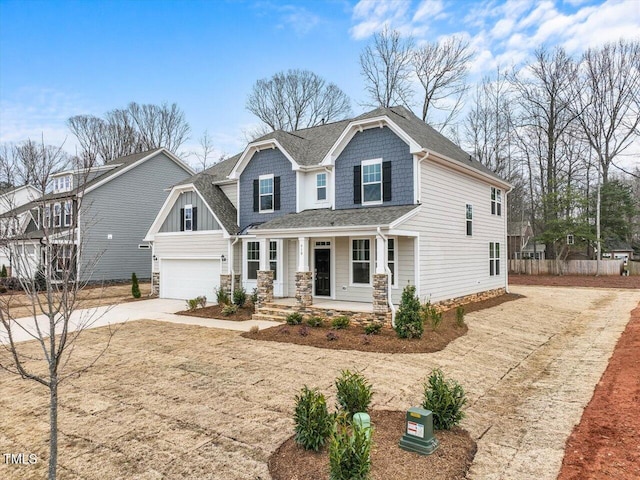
[314,249,330,296]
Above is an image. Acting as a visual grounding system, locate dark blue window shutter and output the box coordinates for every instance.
[192,207,198,231]
[180,208,185,231]
[253,179,259,212]
[383,161,392,202]
[353,165,361,204]
[274,176,281,210]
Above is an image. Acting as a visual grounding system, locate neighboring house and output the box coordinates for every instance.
[4,148,193,282]
[0,185,42,275]
[602,238,634,262]
[507,221,534,260]
[145,106,511,323]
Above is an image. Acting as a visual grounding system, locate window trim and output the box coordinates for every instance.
[63,200,72,227]
[53,203,62,227]
[350,237,372,286]
[489,242,501,276]
[184,204,193,232]
[466,204,473,236]
[246,241,260,281]
[387,237,397,288]
[491,187,502,216]
[316,172,327,202]
[269,240,277,281]
[361,159,383,206]
[259,174,274,213]
[54,244,72,273]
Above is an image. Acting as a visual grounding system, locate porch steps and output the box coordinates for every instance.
[252,305,292,322]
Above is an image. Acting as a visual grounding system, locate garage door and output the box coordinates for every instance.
[160,259,220,301]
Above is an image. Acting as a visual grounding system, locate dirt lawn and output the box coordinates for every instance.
[509,274,640,289]
[0,285,638,480]
[0,282,151,319]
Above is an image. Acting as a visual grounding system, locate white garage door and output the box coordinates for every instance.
[160,259,220,301]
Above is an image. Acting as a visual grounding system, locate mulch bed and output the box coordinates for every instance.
[269,410,476,480]
[242,293,523,354]
[557,302,640,480]
[176,304,255,321]
[509,274,640,289]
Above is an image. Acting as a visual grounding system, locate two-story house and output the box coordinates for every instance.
[4,148,194,282]
[145,107,510,323]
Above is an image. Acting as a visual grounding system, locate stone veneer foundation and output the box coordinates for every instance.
[151,272,160,296]
[256,270,274,307]
[433,287,507,311]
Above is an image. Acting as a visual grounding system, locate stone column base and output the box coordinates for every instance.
[257,270,274,307]
[295,271,313,308]
[151,272,160,296]
[219,274,232,296]
[373,273,390,315]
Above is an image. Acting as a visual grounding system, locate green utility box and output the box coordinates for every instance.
[398,407,439,455]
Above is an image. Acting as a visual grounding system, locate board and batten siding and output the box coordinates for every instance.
[402,159,507,302]
[81,152,191,282]
[159,190,221,232]
[219,183,238,209]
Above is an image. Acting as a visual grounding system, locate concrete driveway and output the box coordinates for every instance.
[0,298,279,344]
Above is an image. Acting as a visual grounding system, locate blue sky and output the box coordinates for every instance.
[1,0,639,164]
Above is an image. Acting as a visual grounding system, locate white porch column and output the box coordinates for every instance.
[297,237,309,272]
[259,238,268,271]
[376,236,386,274]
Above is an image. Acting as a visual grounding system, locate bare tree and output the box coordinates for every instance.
[246,69,351,132]
[573,39,640,184]
[359,26,415,109]
[191,130,225,172]
[68,102,190,164]
[413,35,474,130]
[0,139,115,480]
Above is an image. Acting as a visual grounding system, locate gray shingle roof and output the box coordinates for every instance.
[191,175,239,235]
[250,204,419,231]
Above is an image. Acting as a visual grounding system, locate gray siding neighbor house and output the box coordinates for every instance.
[5,148,194,282]
[145,106,511,326]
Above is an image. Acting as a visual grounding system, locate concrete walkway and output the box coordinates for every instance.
[0,298,280,344]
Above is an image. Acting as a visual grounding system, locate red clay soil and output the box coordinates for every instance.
[557,303,640,480]
[509,274,640,289]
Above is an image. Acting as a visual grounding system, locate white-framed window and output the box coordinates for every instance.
[466,204,473,236]
[54,244,72,272]
[387,237,396,287]
[53,203,62,227]
[63,201,72,227]
[491,187,502,216]
[65,175,72,191]
[247,241,260,280]
[259,174,274,212]
[269,240,277,280]
[567,234,574,245]
[44,205,51,228]
[490,242,500,276]
[316,173,327,201]
[351,238,371,284]
[362,159,382,205]
[52,175,72,194]
[184,204,193,231]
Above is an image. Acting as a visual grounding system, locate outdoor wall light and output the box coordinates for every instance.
[220,255,226,262]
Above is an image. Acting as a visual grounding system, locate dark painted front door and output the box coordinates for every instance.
[314,249,330,296]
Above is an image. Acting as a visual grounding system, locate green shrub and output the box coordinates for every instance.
[286,312,303,325]
[197,295,207,308]
[331,316,350,330]
[455,306,465,328]
[216,287,230,306]
[306,316,324,327]
[250,288,258,305]
[329,415,372,480]
[131,272,141,298]
[294,386,334,451]
[0,265,7,278]
[335,370,372,418]
[394,285,423,339]
[423,302,443,331]
[185,298,199,311]
[363,322,382,335]
[422,369,467,430]
[221,304,238,316]
[233,287,247,307]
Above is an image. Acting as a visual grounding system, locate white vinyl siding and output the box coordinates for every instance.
[219,183,238,209]
[402,159,506,302]
[153,232,228,271]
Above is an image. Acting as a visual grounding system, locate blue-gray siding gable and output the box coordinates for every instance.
[335,127,414,209]
[238,148,296,230]
[159,190,220,232]
[81,152,191,281]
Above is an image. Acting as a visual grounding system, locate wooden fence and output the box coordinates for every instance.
[509,259,627,276]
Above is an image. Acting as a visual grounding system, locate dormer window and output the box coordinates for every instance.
[362,160,382,204]
[52,175,73,193]
[316,173,327,201]
[184,205,193,231]
[259,175,274,212]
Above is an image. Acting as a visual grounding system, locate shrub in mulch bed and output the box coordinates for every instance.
[268,410,476,480]
[176,304,255,321]
[243,293,523,354]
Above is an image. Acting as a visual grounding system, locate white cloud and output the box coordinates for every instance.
[412,0,446,22]
[275,4,322,36]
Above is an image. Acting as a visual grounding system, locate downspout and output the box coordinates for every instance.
[230,236,240,291]
[376,227,396,328]
[416,150,430,203]
[504,186,513,294]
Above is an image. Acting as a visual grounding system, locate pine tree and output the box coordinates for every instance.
[131,272,141,299]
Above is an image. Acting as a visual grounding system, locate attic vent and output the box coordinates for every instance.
[138,244,151,250]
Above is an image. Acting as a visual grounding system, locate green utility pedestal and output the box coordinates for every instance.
[398,407,439,455]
